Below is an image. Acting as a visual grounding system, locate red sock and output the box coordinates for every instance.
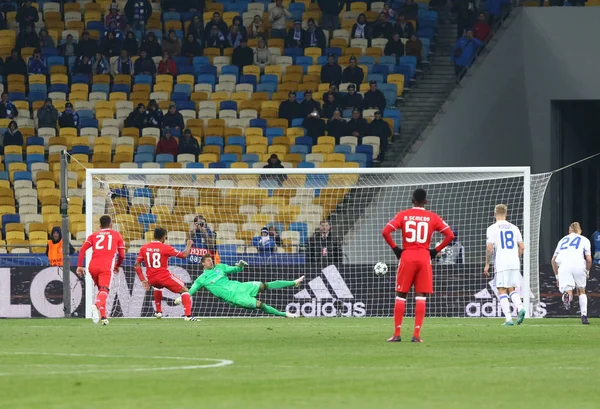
[95,291,108,319]
[414,297,426,338]
[153,289,163,313]
[181,292,192,317]
[393,297,406,337]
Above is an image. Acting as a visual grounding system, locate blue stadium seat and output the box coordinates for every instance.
[359,56,376,66]
[5,154,23,166]
[197,65,217,76]
[227,136,245,147]
[209,162,227,169]
[156,154,174,164]
[134,187,153,199]
[163,11,180,21]
[26,154,44,170]
[28,92,46,103]
[355,145,373,166]
[9,92,25,101]
[291,118,304,127]
[220,100,237,111]
[113,188,129,199]
[187,162,204,168]
[239,75,257,90]
[260,74,278,84]
[134,153,154,164]
[265,128,284,138]
[171,92,189,102]
[80,118,99,129]
[257,83,276,93]
[91,84,110,93]
[221,65,239,79]
[77,109,94,119]
[41,46,58,56]
[50,84,68,93]
[173,83,192,95]
[289,222,308,245]
[134,75,153,84]
[204,136,224,147]
[29,84,47,93]
[220,153,238,164]
[138,214,157,232]
[325,47,342,57]
[174,57,189,66]
[2,214,19,234]
[297,161,315,168]
[295,136,313,147]
[136,145,155,155]
[0,171,7,181]
[346,153,368,167]
[47,56,64,67]
[176,101,195,111]
[14,171,31,184]
[71,74,89,84]
[290,145,309,155]
[241,153,259,163]
[334,145,352,154]
[71,146,90,155]
[87,21,104,31]
[178,65,194,75]
[305,174,328,188]
[26,136,44,146]
[193,56,209,66]
[112,84,130,94]
[196,74,216,88]
[249,118,267,130]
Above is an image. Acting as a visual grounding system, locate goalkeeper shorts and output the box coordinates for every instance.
[229,281,262,309]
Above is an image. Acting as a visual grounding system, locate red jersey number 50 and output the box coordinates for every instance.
[95,234,113,250]
[405,221,429,243]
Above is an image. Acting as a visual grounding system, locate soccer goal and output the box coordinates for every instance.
[84,167,551,319]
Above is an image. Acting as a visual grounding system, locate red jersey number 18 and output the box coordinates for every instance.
[405,221,429,243]
[146,252,161,268]
[95,234,113,250]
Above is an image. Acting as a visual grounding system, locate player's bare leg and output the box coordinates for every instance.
[497,288,514,326]
[153,288,163,318]
[388,291,406,342]
[507,286,526,325]
[577,287,589,324]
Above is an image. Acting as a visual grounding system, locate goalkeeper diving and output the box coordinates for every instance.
[175,255,304,318]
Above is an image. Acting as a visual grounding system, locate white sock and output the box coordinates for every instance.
[509,291,524,311]
[499,295,511,321]
[579,294,588,316]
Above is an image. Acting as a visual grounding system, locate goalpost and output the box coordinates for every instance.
[84,167,551,319]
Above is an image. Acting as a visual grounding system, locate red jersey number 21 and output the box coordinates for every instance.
[95,234,113,250]
[405,221,429,243]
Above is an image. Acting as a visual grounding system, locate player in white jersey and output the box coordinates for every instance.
[484,204,526,326]
[551,222,592,325]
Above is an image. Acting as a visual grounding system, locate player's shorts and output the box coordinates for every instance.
[396,260,433,294]
[229,281,262,309]
[557,264,587,293]
[88,268,112,290]
[149,274,187,293]
[494,269,521,289]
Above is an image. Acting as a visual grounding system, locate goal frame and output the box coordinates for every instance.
[84,166,532,319]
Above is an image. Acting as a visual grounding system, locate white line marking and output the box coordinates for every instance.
[0,352,233,377]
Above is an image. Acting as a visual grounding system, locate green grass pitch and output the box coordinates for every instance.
[0,318,598,409]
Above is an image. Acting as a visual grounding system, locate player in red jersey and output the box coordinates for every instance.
[134,227,196,321]
[381,188,455,343]
[76,215,126,325]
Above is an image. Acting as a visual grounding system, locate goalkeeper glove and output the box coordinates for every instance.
[429,249,438,259]
[237,260,248,269]
[392,246,402,259]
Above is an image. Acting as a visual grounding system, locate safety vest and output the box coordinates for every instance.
[48,240,63,266]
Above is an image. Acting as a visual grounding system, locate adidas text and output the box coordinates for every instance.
[286,299,366,317]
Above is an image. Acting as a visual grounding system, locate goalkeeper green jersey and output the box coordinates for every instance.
[188,264,243,302]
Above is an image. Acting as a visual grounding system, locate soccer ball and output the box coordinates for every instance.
[374,262,388,276]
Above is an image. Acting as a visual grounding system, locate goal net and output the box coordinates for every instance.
[84,167,551,319]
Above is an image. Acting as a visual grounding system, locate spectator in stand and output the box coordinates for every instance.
[27,49,47,75]
[269,0,291,39]
[450,28,483,77]
[124,0,152,32]
[2,49,26,77]
[381,2,396,20]
[317,0,345,32]
[181,34,203,58]
[232,37,253,70]
[16,24,40,51]
[158,52,178,76]
[253,227,276,254]
[162,29,181,57]
[322,83,338,104]
[351,14,371,41]
[103,20,125,42]
[453,0,477,39]
[189,215,215,249]
[162,105,184,131]
[125,103,148,129]
[205,25,226,50]
[367,110,391,161]
[102,31,122,58]
[187,15,204,45]
[39,28,55,49]
[248,15,268,40]
[72,55,92,76]
[322,92,341,119]
[91,52,110,75]
[405,33,422,63]
[342,56,364,87]
[307,220,342,266]
[0,92,18,119]
[394,15,415,39]
[486,0,503,26]
[58,103,79,129]
[303,19,326,50]
[204,12,228,41]
[384,32,405,62]
[269,226,283,247]
[37,98,58,129]
[285,20,304,48]
[254,37,272,74]
[473,12,491,43]
[156,128,178,157]
[133,49,155,75]
[260,154,287,187]
[342,84,363,110]
[59,34,77,58]
[46,226,75,266]
[435,227,465,265]
[146,100,163,129]
[326,108,346,142]
[302,109,326,143]
[278,91,302,126]
[232,16,247,40]
[371,12,394,40]
[320,53,342,86]
[122,31,139,56]
[300,90,321,118]
[111,49,133,75]
[227,25,244,48]
[76,31,99,58]
[105,3,126,29]
[178,128,201,158]
[591,223,600,268]
[2,121,23,154]
[363,81,387,111]
[16,0,38,31]
[141,32,162,57]
[400,0,419,21]
[345,108,368,138]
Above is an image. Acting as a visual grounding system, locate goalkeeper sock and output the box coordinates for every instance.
[95,291,108,319]
[579,294,588,316]
[260,303,287,317]
[153,289,163,313]
[265,280,296,290]
[499,294,511,321]
[181,292,192,316]
[509,291,523,311]
[414,297,426,338]
[393,297,406,337]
